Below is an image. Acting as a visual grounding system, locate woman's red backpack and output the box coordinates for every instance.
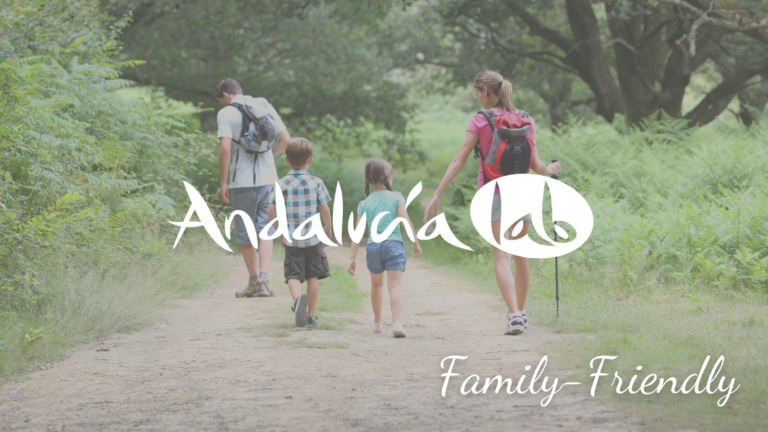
[473,109,534,183]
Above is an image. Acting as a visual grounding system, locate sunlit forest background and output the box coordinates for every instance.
[2,1,768,429]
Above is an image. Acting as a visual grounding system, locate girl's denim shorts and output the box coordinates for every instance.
[365,240,406,274]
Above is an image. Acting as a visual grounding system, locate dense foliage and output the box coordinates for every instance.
[0,0,212,312]
[441,114,768,290]
[109,0,426,167]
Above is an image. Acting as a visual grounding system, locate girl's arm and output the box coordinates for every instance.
[423,130,479,222]
[397,202,422,257]
[347,214,364,275]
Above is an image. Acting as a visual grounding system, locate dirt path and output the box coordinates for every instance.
[1,246,643,431]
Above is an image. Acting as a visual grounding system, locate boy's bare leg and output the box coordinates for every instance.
[306,277,320,317]
[287,279,303,301]
[387,270,403,324]
[240,244,258,277]
[370,272,385,323]
[492,220,519,313]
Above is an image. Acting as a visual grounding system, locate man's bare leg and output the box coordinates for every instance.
[241,244,259,277]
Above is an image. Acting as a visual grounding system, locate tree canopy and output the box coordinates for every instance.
[413,0,768,126]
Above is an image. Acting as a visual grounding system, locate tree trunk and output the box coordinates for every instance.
[565,0,625,122]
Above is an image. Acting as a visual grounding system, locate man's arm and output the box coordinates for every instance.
[272,130,291,156]
[219,137,232,204]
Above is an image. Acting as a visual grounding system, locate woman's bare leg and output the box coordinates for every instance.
[492,220,519,313]
[513,255,530,311]
[510,219,531,311]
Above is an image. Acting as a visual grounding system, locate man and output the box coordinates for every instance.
[215,78,290,298]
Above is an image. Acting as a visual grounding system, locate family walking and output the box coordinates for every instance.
[214,71,560,338]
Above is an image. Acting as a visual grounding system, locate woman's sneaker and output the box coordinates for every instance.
[308,316,318,326]
[521,310,529,329]
[392,322,407,338]
[369,316,383,333]
[293,294,309,327]
[506,311,524,335]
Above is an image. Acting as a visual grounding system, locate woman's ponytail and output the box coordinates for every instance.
[498,80,514,112]
[473,71,515,112]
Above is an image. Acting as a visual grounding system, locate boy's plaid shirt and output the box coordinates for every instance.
[268,168,332,248]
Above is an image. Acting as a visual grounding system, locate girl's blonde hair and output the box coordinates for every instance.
[473,71,514,112]
[364,157,394,197]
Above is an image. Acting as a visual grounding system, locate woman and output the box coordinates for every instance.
[423,71,561,335]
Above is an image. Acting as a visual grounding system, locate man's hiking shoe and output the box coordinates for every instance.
[369,316,383,334]
[294,294,309,327]
[392,322,407,338]
[506,311,524,335]
[522,310,529,329]
[255,279,271,297]
[308,316,318,326]
[235,281,259,299]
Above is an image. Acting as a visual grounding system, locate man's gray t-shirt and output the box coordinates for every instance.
[217,95,286,189]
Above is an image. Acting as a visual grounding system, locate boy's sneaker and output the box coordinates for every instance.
[369,316,382,333]
[522,310,529,329]
[255,279,271,297]
[235,281,259,298]
[392,322,407,338]
[308,316,318,326]
[506,311,524,335]
[294,294,309,327]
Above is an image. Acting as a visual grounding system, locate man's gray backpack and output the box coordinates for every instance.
[229,97,276,154]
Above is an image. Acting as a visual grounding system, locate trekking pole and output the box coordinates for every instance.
[551,159,559,319]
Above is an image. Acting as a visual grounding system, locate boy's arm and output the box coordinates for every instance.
[347,214,364,275]
[397,202,422,258]
[318,202,332,241]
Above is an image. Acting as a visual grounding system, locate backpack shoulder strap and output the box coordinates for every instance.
[479,109,497,132]
[474,110,498,161]
[518,109,529,118]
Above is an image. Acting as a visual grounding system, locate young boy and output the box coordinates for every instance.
[267,138,332,327]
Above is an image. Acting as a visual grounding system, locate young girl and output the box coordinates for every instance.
[347,158,422,338]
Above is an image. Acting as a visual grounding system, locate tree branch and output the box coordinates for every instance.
[685,59,768,126]
[501,0,575,53]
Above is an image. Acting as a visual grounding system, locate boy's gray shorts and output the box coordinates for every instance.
[490,193,532,222]
[230,185,276,245]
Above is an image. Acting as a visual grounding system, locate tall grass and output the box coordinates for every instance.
[0,244,226,381]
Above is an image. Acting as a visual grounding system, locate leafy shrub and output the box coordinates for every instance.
[442,116,768,290]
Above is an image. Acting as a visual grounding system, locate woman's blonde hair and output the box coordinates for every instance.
[473,71,514,111]
[363,157,393,197]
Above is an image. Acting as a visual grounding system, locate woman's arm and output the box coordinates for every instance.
[528,130,561,177]
[423,130,479,222]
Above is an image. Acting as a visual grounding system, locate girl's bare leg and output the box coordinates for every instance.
[386,270,403,323]
[370,272,385,323]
